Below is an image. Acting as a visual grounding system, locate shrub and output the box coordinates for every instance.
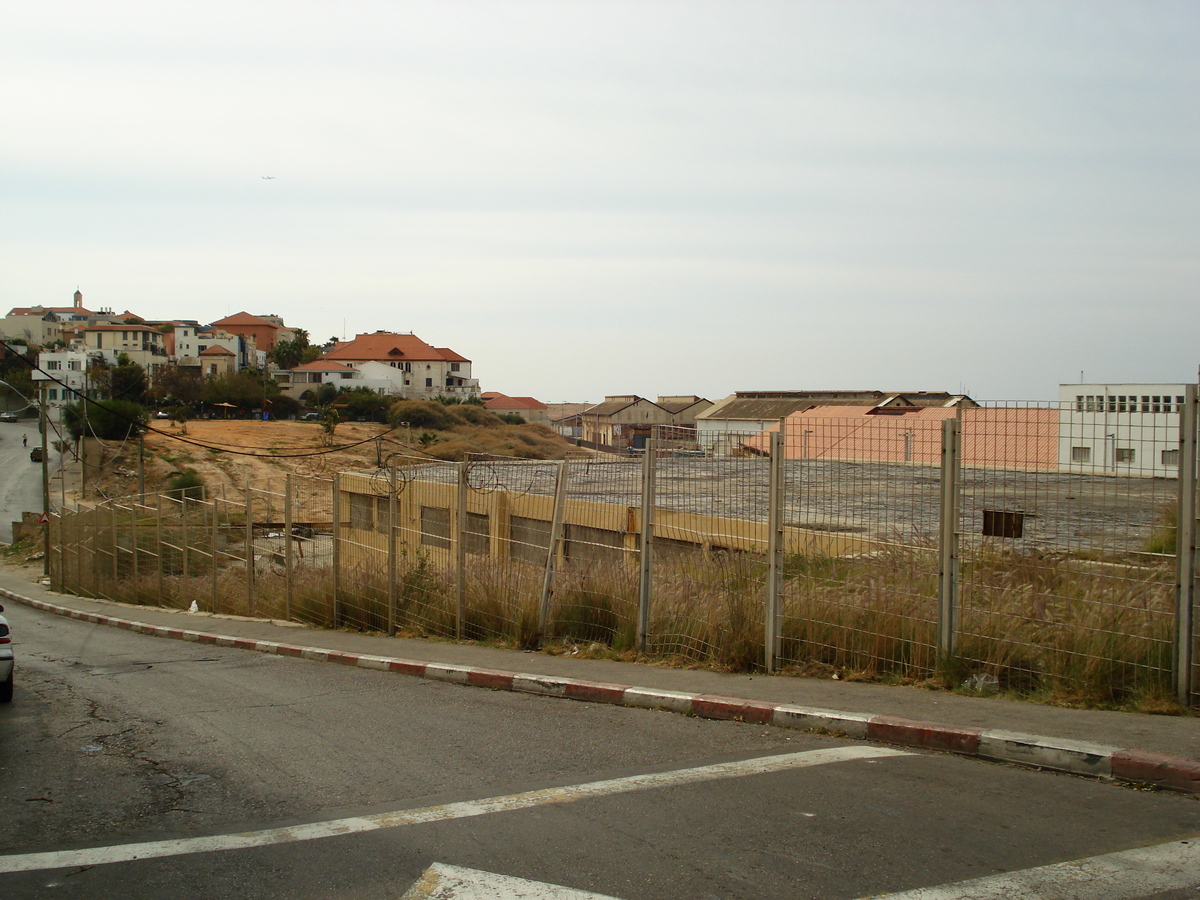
[166,469,206,500]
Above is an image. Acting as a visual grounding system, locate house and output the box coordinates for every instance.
[695,390,974,455]
[580,396,674,451]
[2,290,96,346]
[77,324,168,370]
[318,331,479,400]
[209,312,293,356]
[174,324,251,370]
[1058,383,1189,477]
[32,349,93,407]
[197,345,237,378]
[274,360,364,399]
[482,392,551,424]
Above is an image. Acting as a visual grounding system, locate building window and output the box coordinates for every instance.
[1115,448,1135,464]
[349,493,373,531]
[1117,395,1127,412]
[1162,449,1180,467]
[68,360,80,371]
[1071,446,1091,463]
[425,377,433,388]
[48,388,58,400]
[1141,396,1151,412]
[1075,395,1084,412]
[450,362,460,372]
[420,506,451,549]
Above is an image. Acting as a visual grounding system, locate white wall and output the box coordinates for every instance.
[1057,383,1187,478]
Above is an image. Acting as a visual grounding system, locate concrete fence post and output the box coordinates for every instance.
[1174,383,1198,705]
[110,504,118,598]
[331,474,341,628]
[388,464,397,637]
[937,417,962,658]
[538,459,569,643]
[156,492,164,601]
[284,474,294,621]
[211,498,220,614]
[637,439,656,654]
[130,503,139,587]
[245,489,255,617]
[455,462,468,641]
[765,429,786,672]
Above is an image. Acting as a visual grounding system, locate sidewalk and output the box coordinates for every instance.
[1,567,1197,793]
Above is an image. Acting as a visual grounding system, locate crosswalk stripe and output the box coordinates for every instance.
[0,745,908,874]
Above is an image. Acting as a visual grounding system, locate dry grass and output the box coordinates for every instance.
[49,509,1190,713]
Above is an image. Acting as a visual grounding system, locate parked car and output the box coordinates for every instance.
[0,603,12,703]
[29,446,44,462]
[301,412,321,421]
[0,412,18,423]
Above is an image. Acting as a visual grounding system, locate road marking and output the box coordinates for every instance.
[860,836,1200,899]
[0,745,907,874]
[401,863,623,899]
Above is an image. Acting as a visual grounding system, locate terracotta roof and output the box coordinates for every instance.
[199,345,235,356]
[322,332,470,364]
[483,393,547,411]
[6,306,93,317]
[291,360,356,372]
[211,311,276,328]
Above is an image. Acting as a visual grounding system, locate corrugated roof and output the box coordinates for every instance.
[697,396,816,421]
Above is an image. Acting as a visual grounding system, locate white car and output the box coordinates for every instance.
[0,603,11,702]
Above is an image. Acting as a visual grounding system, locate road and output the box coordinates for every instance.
[1,603,1197,900]
[0,418,58,543]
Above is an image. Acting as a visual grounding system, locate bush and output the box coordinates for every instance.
[166,469,206,500]
[389,400,455,431]
[62,399,147,441]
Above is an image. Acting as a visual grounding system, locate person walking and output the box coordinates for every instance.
[21,434,27,447]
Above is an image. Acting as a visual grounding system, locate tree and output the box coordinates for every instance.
[109,361,147,404]
[153,366,204,407]
[268,329,311,371]
[62,399,146,441]
[203,371,280,410]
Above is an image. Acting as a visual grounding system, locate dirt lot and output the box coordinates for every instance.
[87,419,405,500]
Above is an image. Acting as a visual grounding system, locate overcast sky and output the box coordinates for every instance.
[3,1,1196,402]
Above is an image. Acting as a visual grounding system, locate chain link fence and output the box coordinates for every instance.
[47,398,1200,708]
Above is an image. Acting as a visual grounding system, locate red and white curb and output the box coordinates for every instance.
[6,588,1199,794]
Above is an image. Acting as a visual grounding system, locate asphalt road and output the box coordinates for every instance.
[0,418,56,543]
[1,603,1198,900]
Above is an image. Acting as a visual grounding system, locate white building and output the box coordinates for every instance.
[1058,384,1188,478]
[33,350,93,406]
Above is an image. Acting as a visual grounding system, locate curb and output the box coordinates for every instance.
[6,588,1198,794]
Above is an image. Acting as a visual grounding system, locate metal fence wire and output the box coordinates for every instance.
[46,397,1200,708]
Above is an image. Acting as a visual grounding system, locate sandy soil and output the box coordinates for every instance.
[89,419,403,500]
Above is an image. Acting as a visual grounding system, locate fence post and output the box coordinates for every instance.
[156,493,164,601]
[246,489,255,617]
[937,418,962,659]
[388,464,397,637]
[211,498,220,614]
[637,439,656,654]
[331,474,341,629]
[765,429,785,672]
[130,503,138,587]
[181,496,190,584]
[538,459,569,643]
[1174,383,1197,705]
[455,462,468,641]
[284,474,294,621]
[110,504,119,599]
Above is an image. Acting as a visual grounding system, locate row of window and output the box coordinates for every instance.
[43,360,82,371]
[1075,395,1185,413]
[1070,446,1179,466]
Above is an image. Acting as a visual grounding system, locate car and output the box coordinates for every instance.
[154,410,170,419]
[301,412,321,421]
[0,602,12,703]
[0,412,18,423]
[29,446,44,462]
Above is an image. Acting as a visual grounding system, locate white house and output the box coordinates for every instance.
[33,349,93,406]
[1058,383,1189,478]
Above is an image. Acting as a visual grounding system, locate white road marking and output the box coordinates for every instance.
[401,863,624,900]
[0,745,907,874]
[861,836,1200,900]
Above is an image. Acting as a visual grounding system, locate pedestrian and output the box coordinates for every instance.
[22,434,27,447]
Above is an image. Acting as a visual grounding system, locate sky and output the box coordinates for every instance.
[2,1,1197,403]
